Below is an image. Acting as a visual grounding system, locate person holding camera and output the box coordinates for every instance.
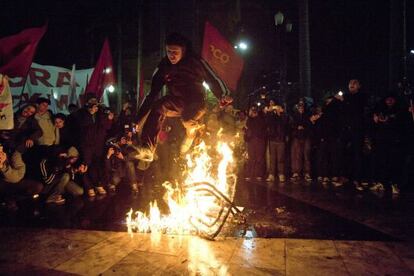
[104,140,133,193]
[264,99,288,183]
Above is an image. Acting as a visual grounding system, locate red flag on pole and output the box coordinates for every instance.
[85,38,115,100]
[201,21,244,92]
[0,24,47,78]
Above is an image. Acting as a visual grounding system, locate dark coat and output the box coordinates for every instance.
[290,111,312,140]
[245,114,267,141]
[136,54,229,124]
[72,108,112,151]
[265,112,288,142]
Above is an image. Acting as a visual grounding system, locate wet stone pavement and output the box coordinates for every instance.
[1,173,414,275]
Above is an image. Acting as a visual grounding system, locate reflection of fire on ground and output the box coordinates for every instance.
[127,132,244,240]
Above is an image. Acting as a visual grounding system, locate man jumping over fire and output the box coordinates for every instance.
[134,33,232,162]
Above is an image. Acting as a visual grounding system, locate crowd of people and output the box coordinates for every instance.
[242,79,414,196]
[1,78,414,211]
[0,94,148,207]
[2,30,414,211]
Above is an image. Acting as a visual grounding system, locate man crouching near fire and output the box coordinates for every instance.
[134,32,232,162]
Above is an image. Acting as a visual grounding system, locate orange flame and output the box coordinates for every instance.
[126,137,237,237]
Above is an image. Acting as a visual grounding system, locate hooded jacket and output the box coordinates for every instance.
[136,53,229,124]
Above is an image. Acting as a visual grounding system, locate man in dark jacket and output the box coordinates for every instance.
[134,33,231,162]
[370,94,404,195]
[338,79,368,187]
[289,101,313,182]
[244,106,267,181]
[264,99,288,182]
[70,95,114,197]
[312,97,343,185]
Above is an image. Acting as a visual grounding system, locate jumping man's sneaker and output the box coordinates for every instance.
[278,174,286,183]
[304,174,312,182]
[266,174,275,182]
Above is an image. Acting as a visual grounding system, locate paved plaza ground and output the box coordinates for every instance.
[1,177,414,275]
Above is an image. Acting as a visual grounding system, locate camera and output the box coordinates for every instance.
[106,138,121,154]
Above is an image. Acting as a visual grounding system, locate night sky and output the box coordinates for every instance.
[1,0,413,102]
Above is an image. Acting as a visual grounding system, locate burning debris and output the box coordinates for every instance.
[126,139,244,240]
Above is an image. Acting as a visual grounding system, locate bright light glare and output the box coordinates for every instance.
[53,91,59,99]
[105,67,112,74]
[202,81,210,90]
[338,91,343,96]
[238,42,248,50]
[107,85,115,93]
[410,49,414,55]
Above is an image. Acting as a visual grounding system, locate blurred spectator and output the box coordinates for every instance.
[104,141,128,193]
[68,103,79,114]
[0,144,42,209]
[11,104,41,153]
[312,96,343,186]
[35,97,59,146]
[338,79,368,188]
[71,94,114,197]
[289,101,312,182]
[54,113,74,149]
[264,99,288,183]
[370,94,404,195]
[244,106,267,181]
[38,147,84,205]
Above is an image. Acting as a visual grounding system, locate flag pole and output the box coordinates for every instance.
[17,74,29,110]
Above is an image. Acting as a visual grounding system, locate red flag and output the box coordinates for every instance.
[201,21,244,92]
[85,38,115,100]
[0,24,47,78]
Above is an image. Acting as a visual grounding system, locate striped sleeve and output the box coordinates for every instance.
[200,58,230,99]
[40,159,56,185]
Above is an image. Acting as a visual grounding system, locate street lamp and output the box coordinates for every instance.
[107,84,115,93]
[234,40,249,52]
